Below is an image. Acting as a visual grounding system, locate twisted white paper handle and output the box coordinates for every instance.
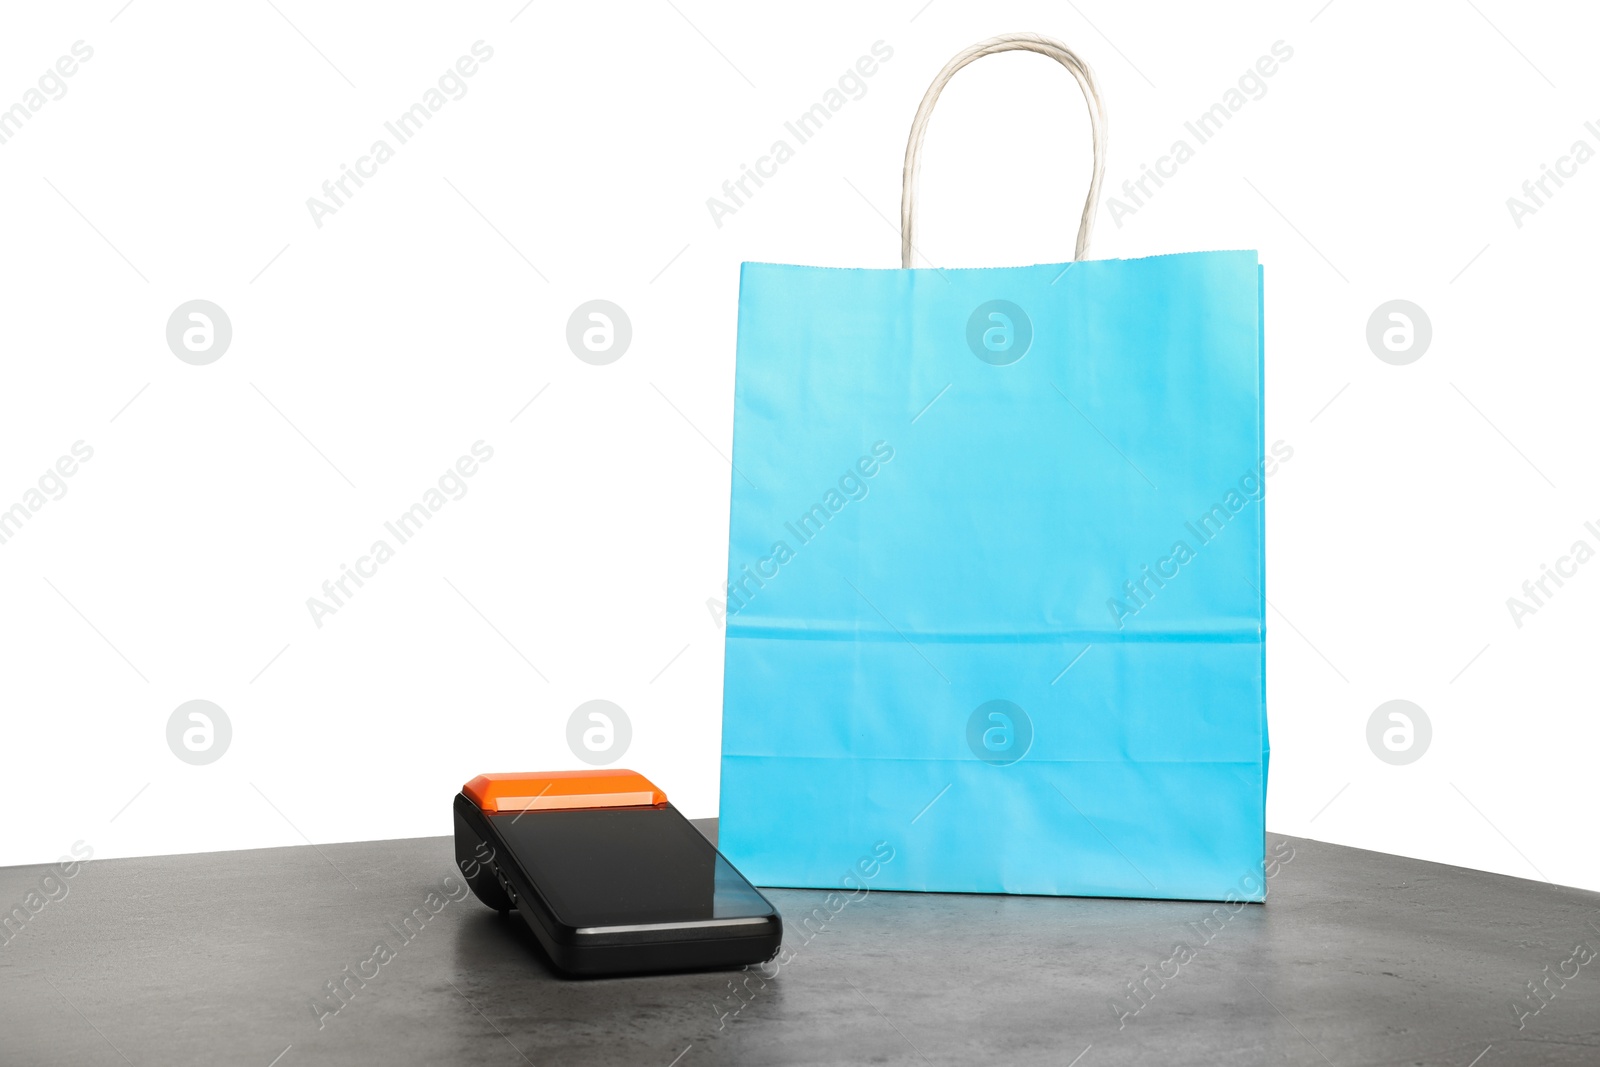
[900,33,1108,268]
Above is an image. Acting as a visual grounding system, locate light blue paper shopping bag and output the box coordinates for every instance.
[718,34,1269,902]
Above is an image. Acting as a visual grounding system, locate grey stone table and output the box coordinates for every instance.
[3,824,1598,1066]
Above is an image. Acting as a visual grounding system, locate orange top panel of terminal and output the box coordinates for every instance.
[463,770,667,813]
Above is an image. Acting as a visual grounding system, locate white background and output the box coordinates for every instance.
[2,0,1596,892]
